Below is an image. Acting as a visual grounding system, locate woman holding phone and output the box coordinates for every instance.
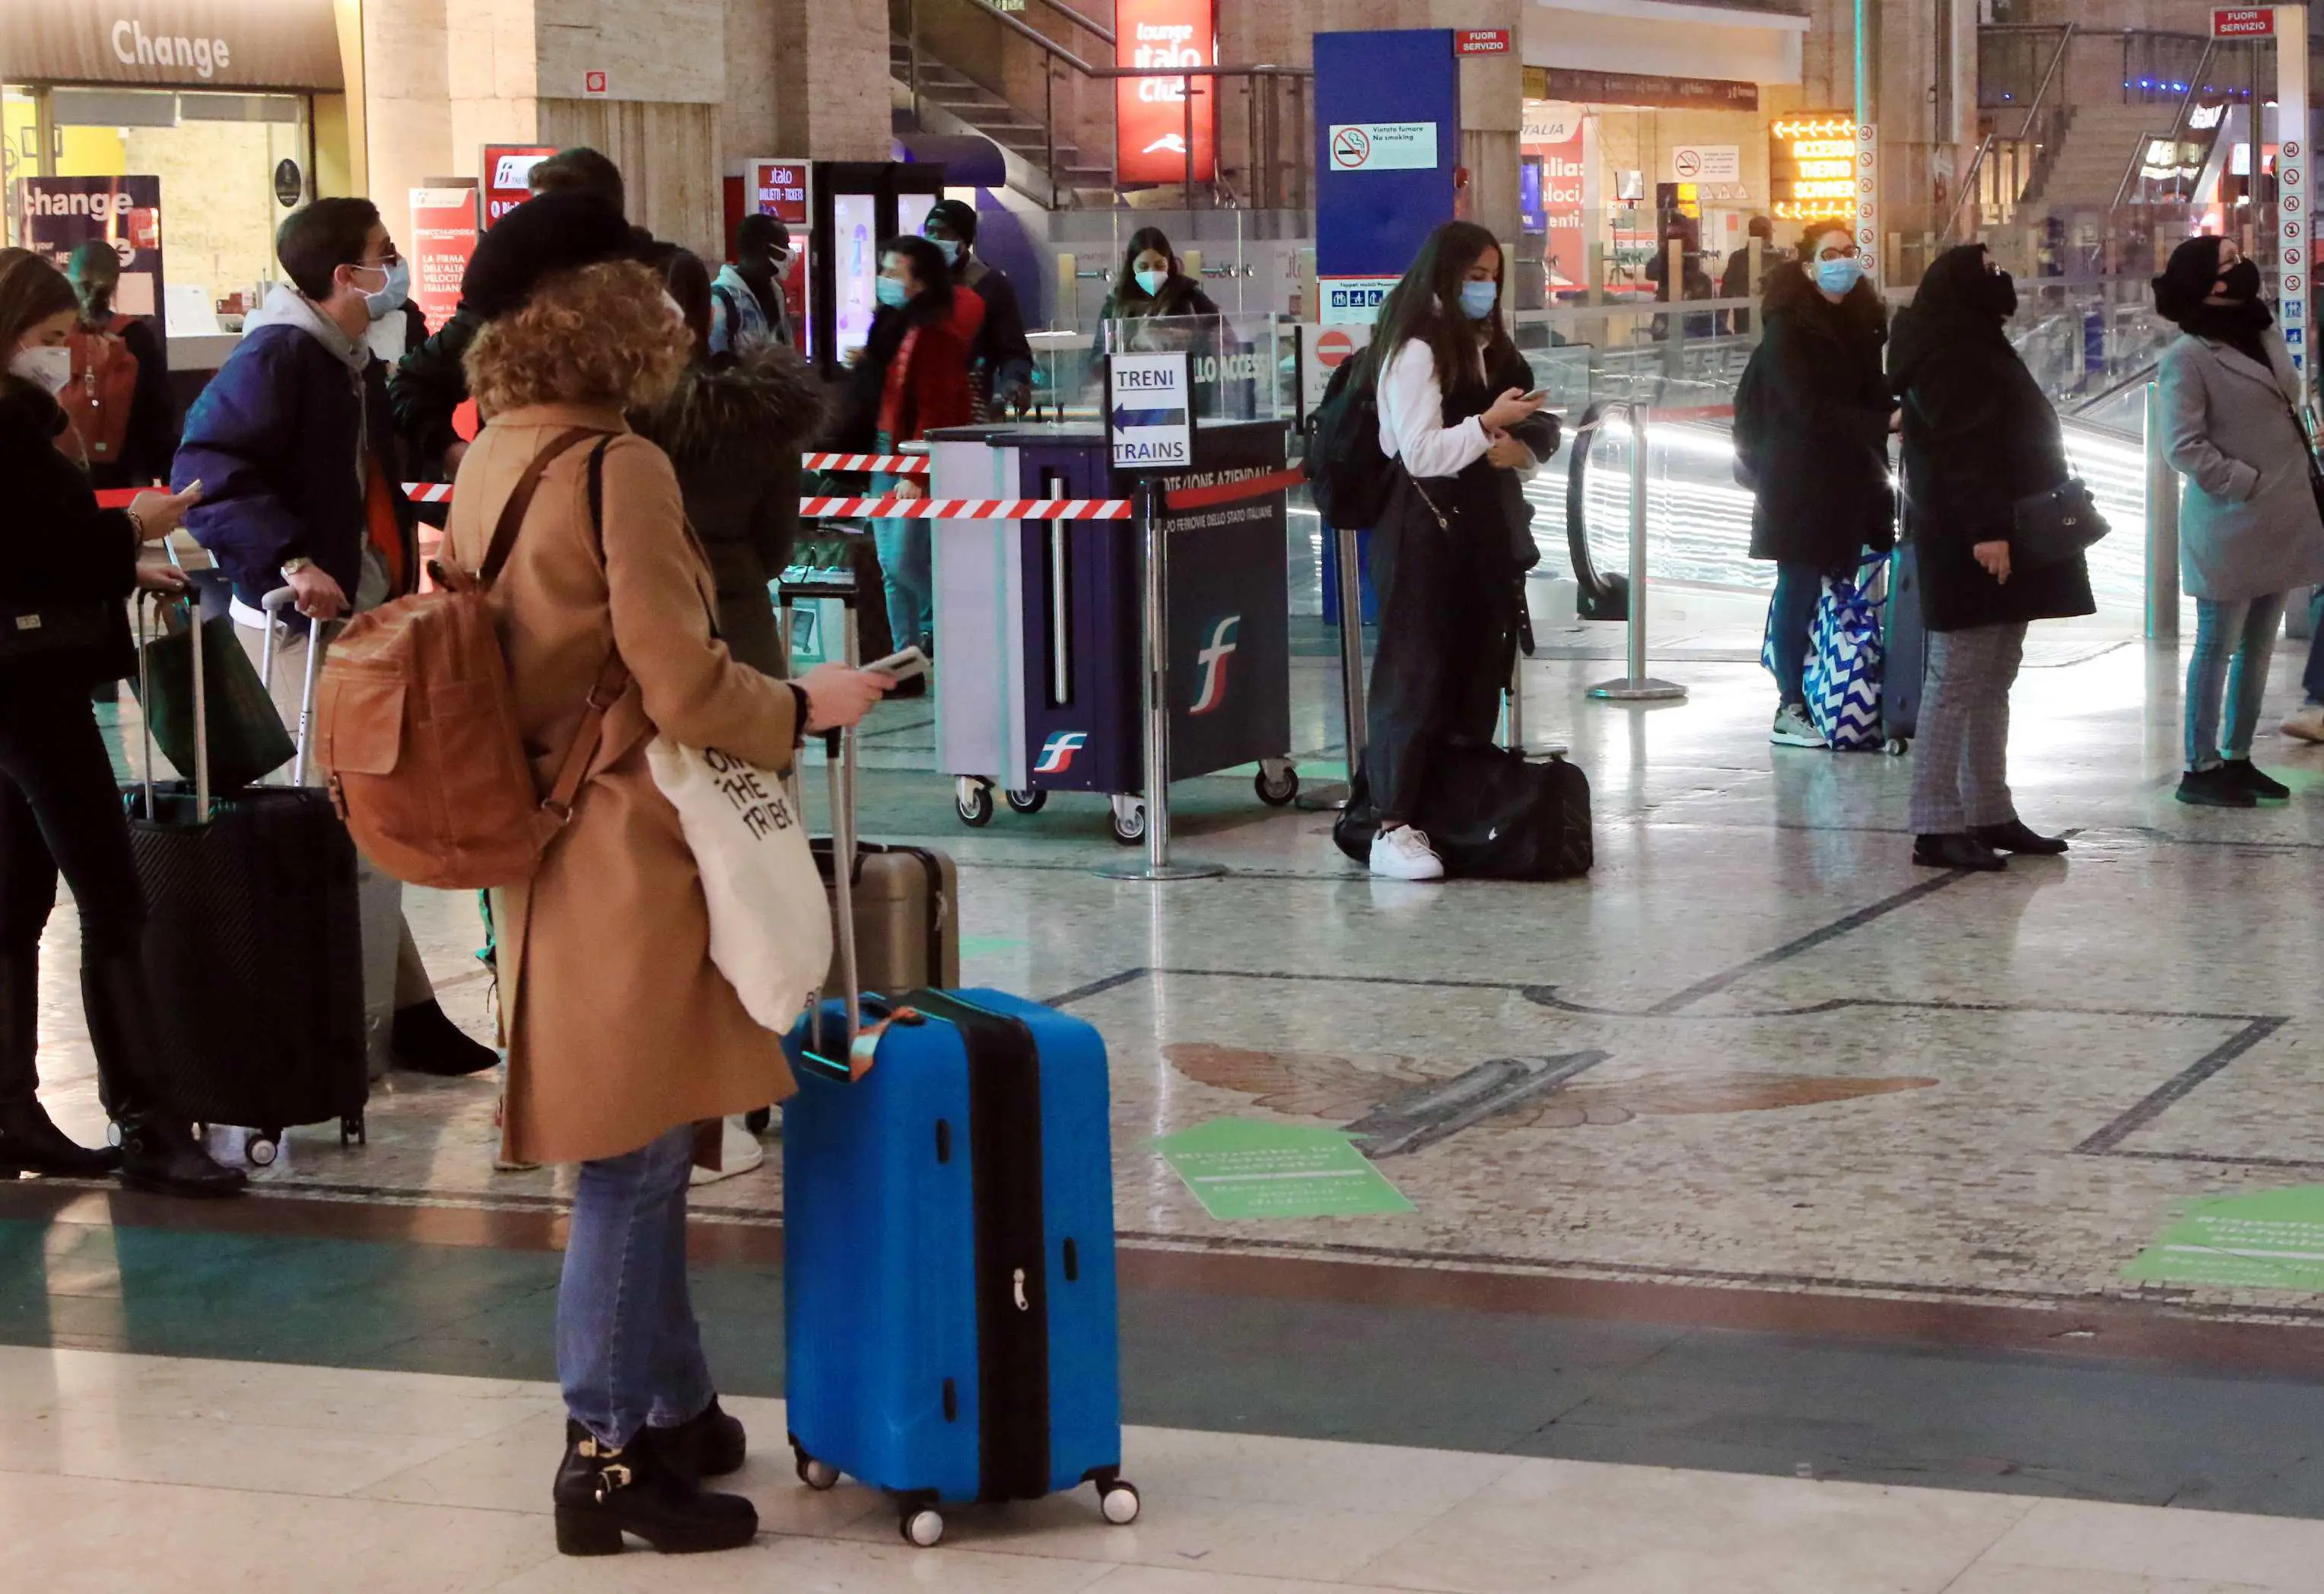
[1359,221,1558,881]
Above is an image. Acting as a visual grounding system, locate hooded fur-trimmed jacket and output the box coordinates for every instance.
[631,338,826,678]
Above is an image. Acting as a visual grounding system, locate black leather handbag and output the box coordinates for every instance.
[2010,476,2110,568]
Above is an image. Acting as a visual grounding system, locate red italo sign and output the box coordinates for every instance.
[1117,0,1217,186]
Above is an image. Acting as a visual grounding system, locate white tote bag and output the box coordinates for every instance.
[645,737,832,1032]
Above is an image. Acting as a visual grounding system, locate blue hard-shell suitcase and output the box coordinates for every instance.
[782,985,1137,1545]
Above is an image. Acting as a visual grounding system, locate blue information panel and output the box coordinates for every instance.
[1314,30,1462,284]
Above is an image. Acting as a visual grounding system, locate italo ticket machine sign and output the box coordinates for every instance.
[746,159,812,352]
[1313,30,1462,326]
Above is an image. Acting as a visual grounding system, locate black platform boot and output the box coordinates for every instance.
[552,1421,758,1556]
[657,1396,747,1481]
[0,950,119,1178]
[80,955,246,1198]
[392,999,499,1077]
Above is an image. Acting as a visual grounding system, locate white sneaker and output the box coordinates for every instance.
[1369,826,1446,881]
[691,1115,767,1186]
[1771,703,1828,748]
[2284,703,2324,743]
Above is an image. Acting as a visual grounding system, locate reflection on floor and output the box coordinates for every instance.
[11,1345,2324,1594]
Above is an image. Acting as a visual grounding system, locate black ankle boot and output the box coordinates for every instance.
[0,952,116,1176]
[80,954,245,1198]
[392,1000,499,1077]
[0,1101,121,1179]
[657,1396,746,1481]
[1968,819,2069,856]
[552,1421,758,1556]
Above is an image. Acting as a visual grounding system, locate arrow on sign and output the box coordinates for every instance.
[1112,404,1188,429]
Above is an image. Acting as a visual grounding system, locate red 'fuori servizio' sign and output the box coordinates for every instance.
[1117,0,1217,186]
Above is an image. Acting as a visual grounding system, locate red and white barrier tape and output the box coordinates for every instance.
[800,495,1133,521]
[800,452,928,474]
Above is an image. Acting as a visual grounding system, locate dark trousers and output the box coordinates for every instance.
[1766,562,1826,708]
[0,679,147,1106]
[1365,481,1515,824]
[2303,590,2324,707]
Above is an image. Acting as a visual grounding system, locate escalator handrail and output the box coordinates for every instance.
[1565,399,1634,607]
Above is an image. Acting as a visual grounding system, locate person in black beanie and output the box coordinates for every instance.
[920,198,1033,415]
[2153,234,2324,803]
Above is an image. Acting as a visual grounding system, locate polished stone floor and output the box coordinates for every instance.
[10,1345,2324,1593]
[15,614,2324,1583]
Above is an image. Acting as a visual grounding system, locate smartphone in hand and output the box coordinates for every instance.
[863,646,930,681]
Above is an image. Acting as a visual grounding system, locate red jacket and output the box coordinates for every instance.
[878,291,986,443]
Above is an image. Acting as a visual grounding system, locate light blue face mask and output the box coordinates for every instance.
[361,257,410,322]
[1135,268,1169,299]
[1815,255,1863,297]
[927,236,962,266]
[875,275,910,310]
[1458,278,1498,321]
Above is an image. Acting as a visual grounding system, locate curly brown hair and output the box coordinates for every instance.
[464,260,691,417]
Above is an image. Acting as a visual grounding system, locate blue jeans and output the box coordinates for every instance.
[2186,593,2286,770]
[1766,562,1826,708]
[558,1124,714,1449]
[873,471,933,655]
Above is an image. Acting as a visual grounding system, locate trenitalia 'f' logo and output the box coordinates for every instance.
[1035,731,1089,774]
[1191,616,1240,715]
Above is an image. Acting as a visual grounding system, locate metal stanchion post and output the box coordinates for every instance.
[1296,518,1365,810]
[1099,479,1225,880]
[2144,380,2180,643]
[1588,405,1687,702]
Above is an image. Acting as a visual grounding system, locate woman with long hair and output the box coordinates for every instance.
[1890,243,2090,870]
[1359,221,1553,880]
[835,234,983,662]
[2151,234,2324,806]
[0,248,243,1195]
[451,258,891,1554]
[1102,226,1220,324]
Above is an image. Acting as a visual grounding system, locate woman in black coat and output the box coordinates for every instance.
[1890,243,2093,870]
[1735,226,1895,748]
[0,248,243,1195]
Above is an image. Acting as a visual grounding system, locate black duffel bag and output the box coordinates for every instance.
[1334,739,1594,881]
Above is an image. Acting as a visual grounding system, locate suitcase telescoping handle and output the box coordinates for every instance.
[258,587,328,786]
[819,724,863,1053]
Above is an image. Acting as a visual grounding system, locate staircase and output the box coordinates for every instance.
[892,41,1115,205]
[2020,103,2173,218]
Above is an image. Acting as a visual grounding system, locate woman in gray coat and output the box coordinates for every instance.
[2156,236,2324,807]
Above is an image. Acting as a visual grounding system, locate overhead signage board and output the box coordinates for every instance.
[1770,113,1855,225]
[2214,8,2275,35]
[1327,122,1441,173]
[1527,67,1757,112]
[1108,351,1193,470]
[0,0,345,91]
[1117,0,1219,186]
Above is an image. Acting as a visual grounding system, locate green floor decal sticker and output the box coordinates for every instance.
[2125,1187,2324,1291]
[1154,1118,1416,1220]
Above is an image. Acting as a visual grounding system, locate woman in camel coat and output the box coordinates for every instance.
[450,258,888,1555]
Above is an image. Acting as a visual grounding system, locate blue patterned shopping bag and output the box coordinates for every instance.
[1804,558,1887,750]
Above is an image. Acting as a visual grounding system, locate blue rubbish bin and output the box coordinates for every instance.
[1317,522,1379,627]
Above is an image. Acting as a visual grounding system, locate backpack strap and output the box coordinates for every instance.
[480,425,605,581]
[539,440,634,824]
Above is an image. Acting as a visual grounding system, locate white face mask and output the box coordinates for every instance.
[9,344,72,396]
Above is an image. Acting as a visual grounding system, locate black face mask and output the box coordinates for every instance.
[2218,258,2263,301]
[1970,268,2018,321]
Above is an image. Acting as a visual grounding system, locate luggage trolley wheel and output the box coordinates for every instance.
[1884,736,1909,758]
[246,1131,282,1169]
[955,777,996,827]
[1108,795,1146,847]
[1005,787,1048,815]
[1254,760,1299,807]
[339,1114,366,1148]
[1098,1478,1143,1526]
[901,1507,946,1548]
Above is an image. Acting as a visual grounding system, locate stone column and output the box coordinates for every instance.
[1801,0,1970,286]
[769,0,893,162]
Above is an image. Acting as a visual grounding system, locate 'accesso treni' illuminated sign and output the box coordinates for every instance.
[1770,113,1855,225]
[0,1,344,92]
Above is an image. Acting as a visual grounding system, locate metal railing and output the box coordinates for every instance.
[2112,40,2219,211]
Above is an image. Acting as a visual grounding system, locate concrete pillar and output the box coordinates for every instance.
[769,0,892,163]
[1802,0,1968,285]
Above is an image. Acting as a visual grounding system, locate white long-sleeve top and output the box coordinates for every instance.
[1375,337,1491,481]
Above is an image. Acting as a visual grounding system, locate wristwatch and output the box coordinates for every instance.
[281,557,315,579]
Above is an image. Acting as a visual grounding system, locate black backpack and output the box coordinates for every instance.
[1305,355,1394,530]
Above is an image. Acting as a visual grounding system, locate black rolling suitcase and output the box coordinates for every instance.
[1882,540,1926,752]
[123,597,368,1164]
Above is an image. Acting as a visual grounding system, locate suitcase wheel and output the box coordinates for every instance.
[901,1508,945,1548]
[340,1114,367,1148]
[793,1450,840,1491]
[247,1131,281,1169]
[1109,796,1146,847]
[1099,1480,1142,1526]
[1005,787,1048,816]
[1254,761,1299,807]
[1884,737,1909,758]
[955,778,996,828]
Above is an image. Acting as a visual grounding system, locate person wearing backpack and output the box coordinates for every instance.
[708,212,794,354]
[1733,226,1896,749]
[449,256,890,1556]
[58,241,176,492]
[1357,221,1553,881]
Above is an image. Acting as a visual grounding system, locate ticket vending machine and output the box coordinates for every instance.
[808,162,950,379]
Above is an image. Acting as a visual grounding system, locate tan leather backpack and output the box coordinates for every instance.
[313,427,625,889]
